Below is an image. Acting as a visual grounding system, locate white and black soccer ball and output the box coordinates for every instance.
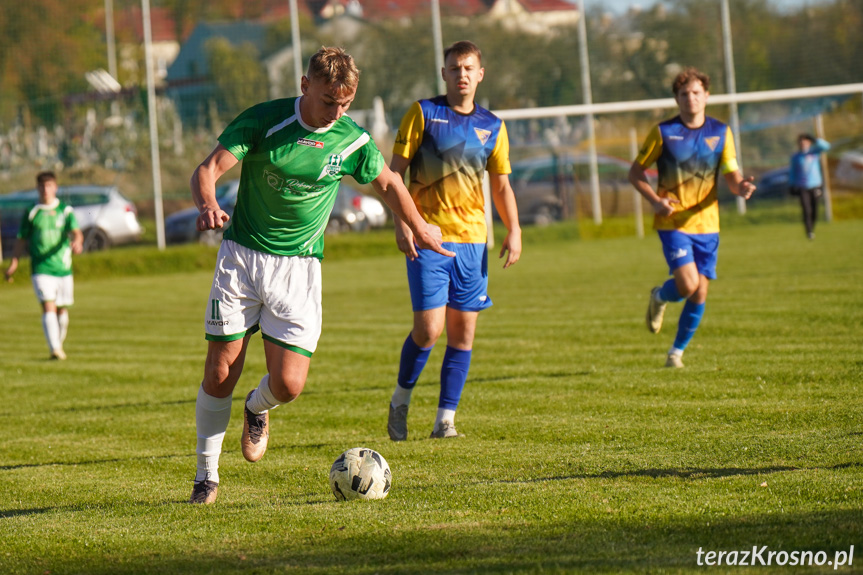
[329,447,391,501]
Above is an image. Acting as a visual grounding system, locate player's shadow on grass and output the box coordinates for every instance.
[498,462,863,483]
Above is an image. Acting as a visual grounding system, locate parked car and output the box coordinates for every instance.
[504,153,652,225]
[755,167,792,200]
[835,150,863,189]
[165,179,239,246]
[164,180,382,245]
[350,187,387,228]
[0,185,142,258]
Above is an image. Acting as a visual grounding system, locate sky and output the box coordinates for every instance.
[584,0,830,14]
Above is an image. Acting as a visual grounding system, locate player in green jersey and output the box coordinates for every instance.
[188,46,453,504]
[5,171,83,360]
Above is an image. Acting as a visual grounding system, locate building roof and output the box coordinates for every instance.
[313,0,489,21]
[515,0,578,11]
[114,6,184,44]
[165,21,268,81]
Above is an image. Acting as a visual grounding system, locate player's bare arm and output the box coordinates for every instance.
[629,161,678,217]
[489,172,522,269]
[191,144,239,231]
[725,171,756,200]
[371,165,454,258]
[70,228,84,255]
[387,154,418,259]
[3,238,27,282]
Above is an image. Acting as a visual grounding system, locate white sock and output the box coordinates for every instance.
[42,311,62,353]
[195,386,233,484]
[57,311,69,343]
[668,347,684,357]
[434,408,456,430]
[245,375,284,414]
[391,385,413,408]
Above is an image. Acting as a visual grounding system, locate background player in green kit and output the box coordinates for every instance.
[5,171,83,360]
[188,46,453,504]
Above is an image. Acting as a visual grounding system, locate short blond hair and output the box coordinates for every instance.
[306,46,360,92]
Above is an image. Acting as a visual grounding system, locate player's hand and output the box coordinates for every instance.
[499,228,522,269]
[197,207,230,232]
[652,197,679,217]
[413,224,455,258]
[737,177,756,200]
[71,239,84,255]
[394,220,419,261]
[4,262,16,283]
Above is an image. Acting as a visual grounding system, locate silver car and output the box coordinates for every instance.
[165,180,384,245]
[0,185,142,255]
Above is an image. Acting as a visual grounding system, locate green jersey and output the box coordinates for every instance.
[18,199,79,276]
[219,97,385,259]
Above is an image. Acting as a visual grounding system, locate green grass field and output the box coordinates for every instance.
[1,219,862,574]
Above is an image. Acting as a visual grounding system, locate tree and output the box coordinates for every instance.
[206,38,269,121]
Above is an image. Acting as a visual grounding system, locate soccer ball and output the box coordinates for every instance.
[329,447,391,501]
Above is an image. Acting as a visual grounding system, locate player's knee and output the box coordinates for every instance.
[412,327,441,348]
[675,277,699,299]
[267,374,305,403]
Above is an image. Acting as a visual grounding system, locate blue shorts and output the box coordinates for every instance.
[657,230,719,280]
[406,242,492,312]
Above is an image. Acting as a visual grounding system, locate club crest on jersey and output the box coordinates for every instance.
[298,137,324,149]
[474,128,491,145]
[704,136,720,151]
[326,154,343,176]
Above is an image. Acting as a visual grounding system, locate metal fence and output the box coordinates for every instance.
[1,0,862,243]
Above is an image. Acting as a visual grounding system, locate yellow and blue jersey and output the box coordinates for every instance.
[635,116,738,234]
[393,96,511,243]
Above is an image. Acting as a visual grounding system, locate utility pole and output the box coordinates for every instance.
[577,0,602,225]
[142,0,165,250]
[431,0,445,95]
[721,0,746,215]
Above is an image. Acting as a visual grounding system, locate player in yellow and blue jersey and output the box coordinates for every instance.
[387,41,521,440]
[629,67,756,368]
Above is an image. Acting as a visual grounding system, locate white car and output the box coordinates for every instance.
[342,184,387,228]
[835,150,863,189]
[0,185,142,255]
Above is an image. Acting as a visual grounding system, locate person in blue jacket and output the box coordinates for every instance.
[789,134,830,240]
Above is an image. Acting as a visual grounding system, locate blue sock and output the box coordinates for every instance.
[673,300,706,351]
[397,334,433,390]
[659,279,684,303]
[439,346,472,410]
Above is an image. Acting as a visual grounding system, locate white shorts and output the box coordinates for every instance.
[32,274,74,307]
[205,240,323,356]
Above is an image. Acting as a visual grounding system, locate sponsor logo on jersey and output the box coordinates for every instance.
[298,137,324,149]
[264,169,325,196]
[670,248,688,261]
[429,118,449,124]
[394,131,408,146]
[326,154,343,176]
[668,135,685,140]
[704,136,720,151]
[474,128,491,145]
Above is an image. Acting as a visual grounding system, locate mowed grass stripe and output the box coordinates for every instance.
[0,219,861,574]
